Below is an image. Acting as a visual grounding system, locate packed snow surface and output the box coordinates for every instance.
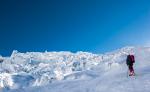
[0,46,150,92]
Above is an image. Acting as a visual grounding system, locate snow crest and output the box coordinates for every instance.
[2,46,150,92]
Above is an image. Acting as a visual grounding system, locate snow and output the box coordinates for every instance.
[0,73,13,88]
[0,46,150,92]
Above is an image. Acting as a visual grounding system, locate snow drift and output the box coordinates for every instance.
[0,46,150,92]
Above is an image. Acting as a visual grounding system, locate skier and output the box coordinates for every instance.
[126,54,135,76]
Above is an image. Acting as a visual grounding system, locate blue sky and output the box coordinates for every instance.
[0,0,150,56]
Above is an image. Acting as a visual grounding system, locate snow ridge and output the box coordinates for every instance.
[2,46,148,92]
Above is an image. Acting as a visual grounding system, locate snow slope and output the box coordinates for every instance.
[1,46,150,92]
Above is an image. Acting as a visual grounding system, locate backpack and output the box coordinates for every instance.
[130,55,135,63]
[126,55,135,65]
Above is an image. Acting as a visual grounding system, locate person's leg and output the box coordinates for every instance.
[128,65,131,76]
[129,65,133,76]
[131,65,135,75]
[129,65,135,76]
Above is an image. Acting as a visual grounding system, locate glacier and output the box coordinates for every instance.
[0,46,150,92]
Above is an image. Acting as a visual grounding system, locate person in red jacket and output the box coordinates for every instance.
[126,54,135,76]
